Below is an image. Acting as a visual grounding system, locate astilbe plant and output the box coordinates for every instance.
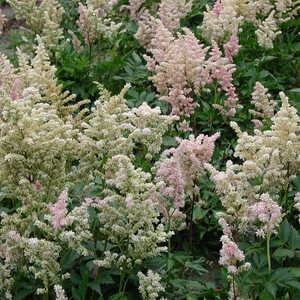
[0,36,89,125]
[249,81,277,128]
[74,83,178,293]
[0,39,179,297]
[154,132,220,230]
[7,0,65,50]
[74,0,121,49]
[201,0,300,49]
[205,91,299,298]
[139,18,241,120]
[134,0,192,47]
[0,39,94,298]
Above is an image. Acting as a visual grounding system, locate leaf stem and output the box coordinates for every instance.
[267,232,271,274]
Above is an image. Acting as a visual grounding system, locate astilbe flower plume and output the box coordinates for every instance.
[249,81,277,128]
[139,17,242,118]
[0,42,89,297]
[143,24,210,117]
[48,190,68,228]
[219,235,245,273]
[138,270,165,300]
[158,0,193,32]
[76,0,121,47]
[78,84,175,272]
[7,0,65,51]
[200,0,299,49]
[247,193,282,238]
[206,90,299,281]
[208,40,242,117]
[155,132,220,229]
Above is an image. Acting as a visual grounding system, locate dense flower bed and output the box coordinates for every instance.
[0,1,299,299]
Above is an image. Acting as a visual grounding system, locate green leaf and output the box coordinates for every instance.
[193,207,208,221]
[72,287,82,300]
[15,289,35,300]
[98,272,115,285]
[265,282,277,298]
[163,136,177,147]
[273,248,294,258]
[88,281,102,295]
[109,293,128,300]
[259,289,273,300]
[62,250,80,272]
[290,268,300,278]
[289,88,300,93]
[287,281,300,290]
[259,70,270,79]
[289,225,300,250]
[280,221,291,243]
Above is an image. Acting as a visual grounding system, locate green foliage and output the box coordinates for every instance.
[237,221,300,299]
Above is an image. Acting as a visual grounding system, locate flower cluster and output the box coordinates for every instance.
[54,285,68,300]
[78,85,176,270]
[138,270,165,300]
[0,39,91,297]
[154,132,220,229]
[7,0,65,50]
[141,20,241,118]
[201,0,299,48]
[158,0,192,32]
[249,82,277,128]
[207,91,299,234]
[121,0,146,21]
[75,0,121,47]
[48,190,68,228]
[200,0,243,44]
[247,193,282,238]
[219,235,246,273]
[294,192,300,223]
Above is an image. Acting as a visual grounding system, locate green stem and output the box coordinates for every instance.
[119,269,125,294]
[267,232,271,274]
[189,194,196,252]
[166,212,171,282]
[104,236,108,252]
[232,274,238,300]
[43,292,49,300]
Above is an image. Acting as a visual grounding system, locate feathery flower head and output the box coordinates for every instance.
[48,190,68,228]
